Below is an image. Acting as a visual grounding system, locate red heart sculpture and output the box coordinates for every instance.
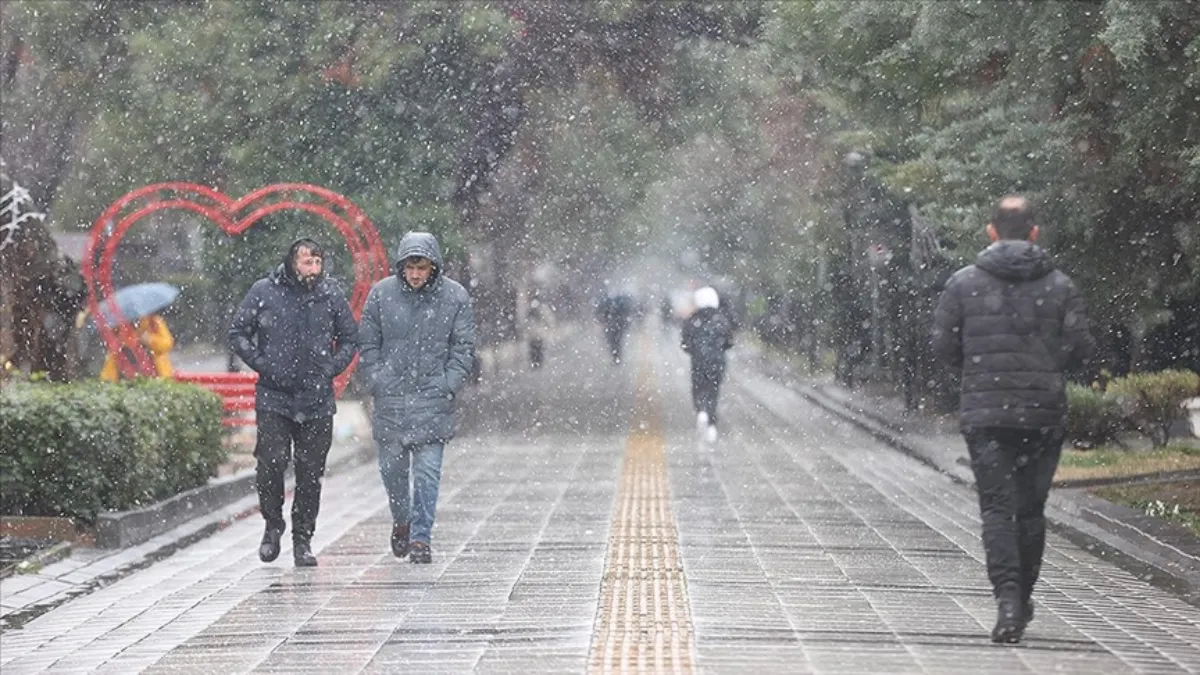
[83,182,389,395]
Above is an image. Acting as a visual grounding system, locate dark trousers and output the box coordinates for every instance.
[604,325,627,362]
[964,426,1064,600]
[255,411,333,544]
[690,360,725,426]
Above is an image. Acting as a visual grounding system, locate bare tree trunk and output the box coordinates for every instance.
[0,257,14,371]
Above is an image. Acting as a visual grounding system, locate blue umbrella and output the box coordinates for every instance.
[97,282,180,324]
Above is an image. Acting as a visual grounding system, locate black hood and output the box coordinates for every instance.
[274,237,325,289]
[975,240,1056,282]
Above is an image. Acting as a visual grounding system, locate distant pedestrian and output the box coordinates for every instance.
[98,313,175,381]
[230,237,359,567]
[659,295,675,332]
[932,196,1092,643]
[525,300,552,369]
[596,291,635,364]
[681,286,734,443]
[358,232,476,564]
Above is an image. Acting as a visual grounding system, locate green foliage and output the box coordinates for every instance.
[10,0,499,291]
[7,0,1199,391]
[1107,369,1200,447]
[749,0,1200,393]
[1059,443,1200,468]
[199,210,362,321]
[1066,383,1127,448]
[0,379,226,522]
[519,77,664,262]
[158,273,222,345]
[1097,480,1200,538]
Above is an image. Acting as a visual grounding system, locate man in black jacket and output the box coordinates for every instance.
[230,238,359,567]
[682,286,734,443]
[932,196,1092,643]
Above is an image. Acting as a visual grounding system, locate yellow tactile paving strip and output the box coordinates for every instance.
[588,338,695,675]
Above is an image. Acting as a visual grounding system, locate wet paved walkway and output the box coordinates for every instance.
[2,326,1199,674]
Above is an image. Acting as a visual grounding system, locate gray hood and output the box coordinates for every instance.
[975,240,1055,282]
[395,232,444,289]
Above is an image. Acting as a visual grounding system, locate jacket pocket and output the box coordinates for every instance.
[369,361,402,396]
[255,357,294,393]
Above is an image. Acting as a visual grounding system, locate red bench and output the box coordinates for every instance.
[175,372,258,427]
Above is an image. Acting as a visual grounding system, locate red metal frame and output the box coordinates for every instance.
[174,371,258,426]
[82,183,389,417]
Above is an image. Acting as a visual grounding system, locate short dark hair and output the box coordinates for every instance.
[990,196,1036,239]
[292,238,324,260]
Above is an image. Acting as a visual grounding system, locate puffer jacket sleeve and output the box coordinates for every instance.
[932,275,964,370]
[229,282,265,371]
[357,284,383,388]
[443,290,476,395]
[328,286,359,376]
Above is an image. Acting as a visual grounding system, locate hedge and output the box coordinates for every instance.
[0,378,226,522]
[1066,383,1126,448]
[1107,369,1200,448]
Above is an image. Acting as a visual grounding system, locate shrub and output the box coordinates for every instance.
[1066,383,1126,448]
[1107,369,1200,448]
[0,378,226,522]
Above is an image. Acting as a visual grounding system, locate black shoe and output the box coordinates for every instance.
[293,540,318,567]
[409,541,432,564]
[992,584,1025,644]
[391,523,410,558]
[259,527,284,563]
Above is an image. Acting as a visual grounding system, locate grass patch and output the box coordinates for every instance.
[1094,481,1200,538]
[1055,443,1200,482]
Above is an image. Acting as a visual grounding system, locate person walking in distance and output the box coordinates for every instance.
[98,313,176,381]
[932,196,1092,643]
[525,300,552,369]
[682,286,734,443]
[596,290,635,365]
[230,238,359,567]
[358,232,476,564]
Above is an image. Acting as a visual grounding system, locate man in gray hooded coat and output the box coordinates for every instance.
[932,196,1092,643]
[358,232,476,563]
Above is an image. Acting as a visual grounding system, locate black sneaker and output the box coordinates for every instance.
[293,540,318,567]
[259,527,284,563]
[991,584,1025,644]
[391,523,410,558]
[409,541,432,564]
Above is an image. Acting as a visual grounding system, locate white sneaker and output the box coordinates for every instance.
[696,411,709,432]
[705,425,718,443]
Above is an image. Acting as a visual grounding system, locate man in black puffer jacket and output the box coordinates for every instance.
[933,196,1092,644]
[682,286,734,443]
[230,237,359,567]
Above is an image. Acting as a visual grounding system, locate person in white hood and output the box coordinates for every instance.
[681,286,734,442]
